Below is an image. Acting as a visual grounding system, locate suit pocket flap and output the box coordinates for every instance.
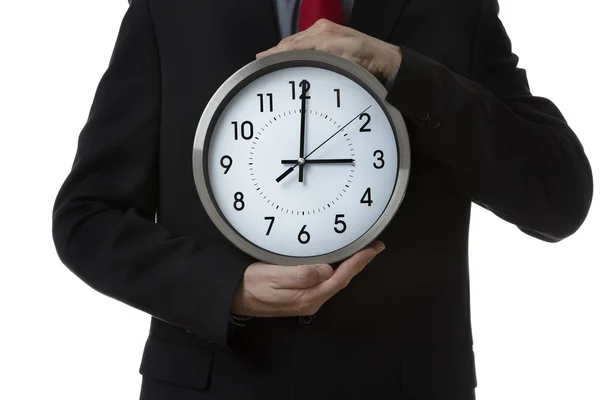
[401,348,477,396]
[139,338,214,391]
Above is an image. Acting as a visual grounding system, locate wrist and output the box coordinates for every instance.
[386,45,402,82]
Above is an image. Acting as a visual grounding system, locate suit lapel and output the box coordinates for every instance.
[348,0,409,41]
[233,0,281,52]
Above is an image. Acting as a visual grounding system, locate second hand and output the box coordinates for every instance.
[275,104,372,183]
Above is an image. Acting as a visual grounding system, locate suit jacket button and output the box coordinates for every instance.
[416,111,430,122]
[428,118,441,129]
[298,315,316,327]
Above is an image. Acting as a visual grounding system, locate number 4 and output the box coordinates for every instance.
[360,188,373,206]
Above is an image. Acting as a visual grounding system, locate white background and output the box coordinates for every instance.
[0,1,597,399]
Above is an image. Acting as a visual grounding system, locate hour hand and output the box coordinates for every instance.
[281,158,355,164]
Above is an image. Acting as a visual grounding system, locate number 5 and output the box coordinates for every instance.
[334,214,347,234]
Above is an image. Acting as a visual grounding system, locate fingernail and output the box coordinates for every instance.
[375,242,385,253]
[316,264,333,279]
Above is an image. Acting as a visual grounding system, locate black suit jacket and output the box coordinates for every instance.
[52,0,593,398]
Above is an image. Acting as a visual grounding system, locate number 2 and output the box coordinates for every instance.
[359,113,371,132]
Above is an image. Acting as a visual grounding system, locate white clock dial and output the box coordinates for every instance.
[206,65,399,258]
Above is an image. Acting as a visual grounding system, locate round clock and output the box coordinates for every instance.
[192,49,410,266]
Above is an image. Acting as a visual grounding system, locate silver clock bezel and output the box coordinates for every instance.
[192,49,410,266]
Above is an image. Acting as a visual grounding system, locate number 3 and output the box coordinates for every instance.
[373,150,385,169]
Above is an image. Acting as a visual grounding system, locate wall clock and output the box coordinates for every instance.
[192,49,410,266]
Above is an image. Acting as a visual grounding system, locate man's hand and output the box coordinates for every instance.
[256,19,402,84]
[231,241,385,317]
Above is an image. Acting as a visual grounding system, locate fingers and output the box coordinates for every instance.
[269,263,334,289]
[237,242,384,318]
[306,241,385,299]
[256,19,351,59]
[257,36,320,58]
[256,240,383,292]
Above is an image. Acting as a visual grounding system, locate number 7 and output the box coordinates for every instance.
[264,216,275,235]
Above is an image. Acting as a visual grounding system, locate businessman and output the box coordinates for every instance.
[52,0,593,399]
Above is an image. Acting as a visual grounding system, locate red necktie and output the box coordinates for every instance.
[298,0,346,32]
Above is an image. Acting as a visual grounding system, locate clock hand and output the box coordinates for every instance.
[275,105,371,183]
[281,158,355,164]
[298,80,309,183]
[304,105,372,160]
[275,166,296,183]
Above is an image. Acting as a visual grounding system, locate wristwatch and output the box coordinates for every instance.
[229,314,253,327]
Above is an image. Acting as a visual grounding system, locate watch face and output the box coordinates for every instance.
[194,51,409,265]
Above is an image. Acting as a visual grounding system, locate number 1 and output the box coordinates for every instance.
[334,88,340,107]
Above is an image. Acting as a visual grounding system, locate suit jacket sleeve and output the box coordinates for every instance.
[385,0,593,242]
[51,0,254,350]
